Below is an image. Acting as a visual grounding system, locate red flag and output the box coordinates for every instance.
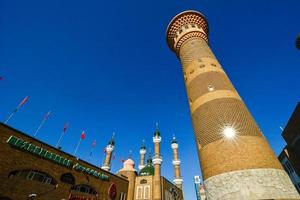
[44,111,51,120]
[80,131,85,140]
[17,96,29,109]
[121,157,125,163]
[92,140,96,147]
[63,122,69,133]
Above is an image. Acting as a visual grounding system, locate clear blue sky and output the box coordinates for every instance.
[1,0,300,199]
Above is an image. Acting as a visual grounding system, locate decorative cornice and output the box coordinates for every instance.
[171,143,179,149]
[172,160,181,166]
[153,136,162,143]
[175,31,208,53]
[153,156,163,165]
[106,145,114,153]
[140,149,146,155]
[166,10,209,54]
[173,178,184,184]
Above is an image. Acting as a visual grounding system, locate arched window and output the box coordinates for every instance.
[71,184,97,195]
[8,170,57,185]
[60,173,75,185]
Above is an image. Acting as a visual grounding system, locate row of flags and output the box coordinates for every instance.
[2,94,120,170]
[2,78,119,169]
[2,96,99,158]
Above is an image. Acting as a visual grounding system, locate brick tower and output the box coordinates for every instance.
[101,134,115,172]
[152,123,162,200]
[171,135,183,189]
[166,10,300,199]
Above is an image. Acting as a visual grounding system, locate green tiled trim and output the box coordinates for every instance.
[6,135,72,168]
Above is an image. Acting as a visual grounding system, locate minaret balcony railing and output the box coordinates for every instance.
[153,136,161,143]
[106,145,114,152]
[152,155,163,165]
[171,143,179,149]
[172,159,181,166]
[173,178,184,184]
[139,149,146,155]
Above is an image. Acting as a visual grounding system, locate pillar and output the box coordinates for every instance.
[139,141,146,171]
[152,124,162,200]
[171,136,183,189]
[101,135,115,171]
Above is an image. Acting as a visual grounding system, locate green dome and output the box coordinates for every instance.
[139,163,154,176]
[139,155,154,176]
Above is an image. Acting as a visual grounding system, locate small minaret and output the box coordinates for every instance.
[101,133,115,171]
[171,135,183,189]
[138,140,146,171]
[152,123,162,200]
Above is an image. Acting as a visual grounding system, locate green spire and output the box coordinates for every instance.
[154,122,161,137]
[172,134,177,144]
[108,132,115,145]
[146,151,153,164]
[140,139,146,150]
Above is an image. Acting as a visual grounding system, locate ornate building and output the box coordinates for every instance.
[117,126,183,200]
[166,10,300,199]
[0,123,128,200]
[0,122,183,200]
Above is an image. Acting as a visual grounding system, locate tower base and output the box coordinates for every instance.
[204,168,300,200]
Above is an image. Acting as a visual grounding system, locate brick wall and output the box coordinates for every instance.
[0,123,128,200]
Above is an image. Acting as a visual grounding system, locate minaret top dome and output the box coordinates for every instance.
[140,139,146,150]
[171,135,177,144]
[108,132,115,146]
[166,10,209,53]
[154,122,161,137]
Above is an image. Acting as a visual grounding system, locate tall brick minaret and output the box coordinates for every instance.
[166,10,299,199]
[101,133,115,172]
[171,135,183,189]
[138,140,146,171]
[152,123,162,200]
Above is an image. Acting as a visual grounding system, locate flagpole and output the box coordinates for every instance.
[88,147,94,160]
[73,130,85,156]
[73,139,82,156]
[55,122,69,148]
[33,118,46,137]
[55,131,65,148]
[4,109,17,124]
[4,96,29,124]
[88,140,96,160]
